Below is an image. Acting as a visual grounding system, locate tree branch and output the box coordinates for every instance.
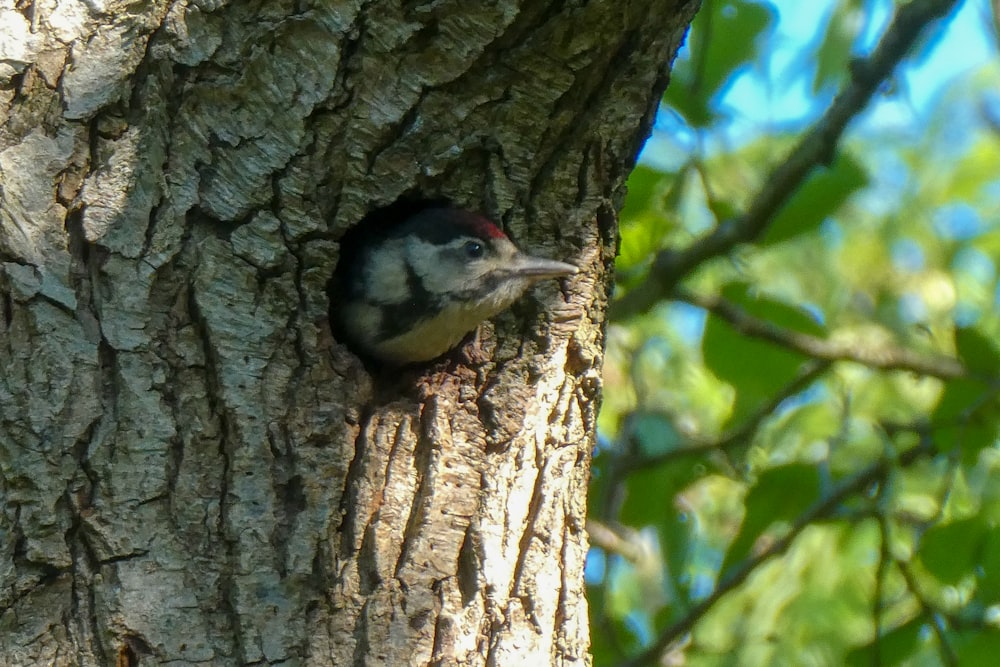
[873,505,892,667]
[614,359,831,475]
[610,0,963,321]
[586,519,647,564]
[896,559,959,666]
[615,439,935,667]
[677,288,968,380]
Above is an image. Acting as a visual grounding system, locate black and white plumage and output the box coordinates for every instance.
[333,207,578,364]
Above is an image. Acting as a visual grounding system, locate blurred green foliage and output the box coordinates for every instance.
[589,0,1000,665]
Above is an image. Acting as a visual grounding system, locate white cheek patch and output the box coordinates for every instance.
[407,237,522,297]
[406,239,464,295]
[363,239,411,305]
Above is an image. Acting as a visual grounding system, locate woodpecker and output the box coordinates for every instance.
[333,207,578,364]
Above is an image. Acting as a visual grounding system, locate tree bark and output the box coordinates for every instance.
[0,1,697,665]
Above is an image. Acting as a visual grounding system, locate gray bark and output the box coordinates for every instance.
[0,1,696,665]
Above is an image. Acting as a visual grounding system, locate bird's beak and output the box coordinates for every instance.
[511,254,579,280]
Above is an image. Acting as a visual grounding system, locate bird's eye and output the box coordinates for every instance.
[463,241,484,258]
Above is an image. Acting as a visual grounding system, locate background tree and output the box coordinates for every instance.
[588,0,1000,665]
[0,1,697,665]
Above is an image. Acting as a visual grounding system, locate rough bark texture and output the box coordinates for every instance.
[0,1,696,665]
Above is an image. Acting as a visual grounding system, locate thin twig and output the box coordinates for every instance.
[896,559,959,666]
[610,0,963,321]
[614,359,831,475]
[676,288,968,380]
[586,519,647,564]
[614,439,934,667]
[873,513,891,667]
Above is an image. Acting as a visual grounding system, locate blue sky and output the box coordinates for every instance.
[644,0,998,162]
[727,0,996,126]
[632,0,1000,346]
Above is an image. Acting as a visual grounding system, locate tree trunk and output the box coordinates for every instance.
[0,1,697,665]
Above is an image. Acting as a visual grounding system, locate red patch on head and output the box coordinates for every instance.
[450,209,508,240]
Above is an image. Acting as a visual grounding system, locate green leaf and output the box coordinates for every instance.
[620,165,671,221]
[719,463,821,576]
[811,1,863,93]
[618,460,706,529]
[762,153,868,245]
[617,167,681,280]
[616,468,672,529]
[588,591,646,654]
[588,450,612,519]
[919,517,985,584]
[846,617,923,666]
[724,283,826,336]
[955,326,1000,375]
[933,378,991,422]
[586,612,621,666]
[931,377,999,461]
[977,529,1000,603]
[952,629,1000,667]
[702,284,823,424]
[616,214,665,279]
[664,1,774,127]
